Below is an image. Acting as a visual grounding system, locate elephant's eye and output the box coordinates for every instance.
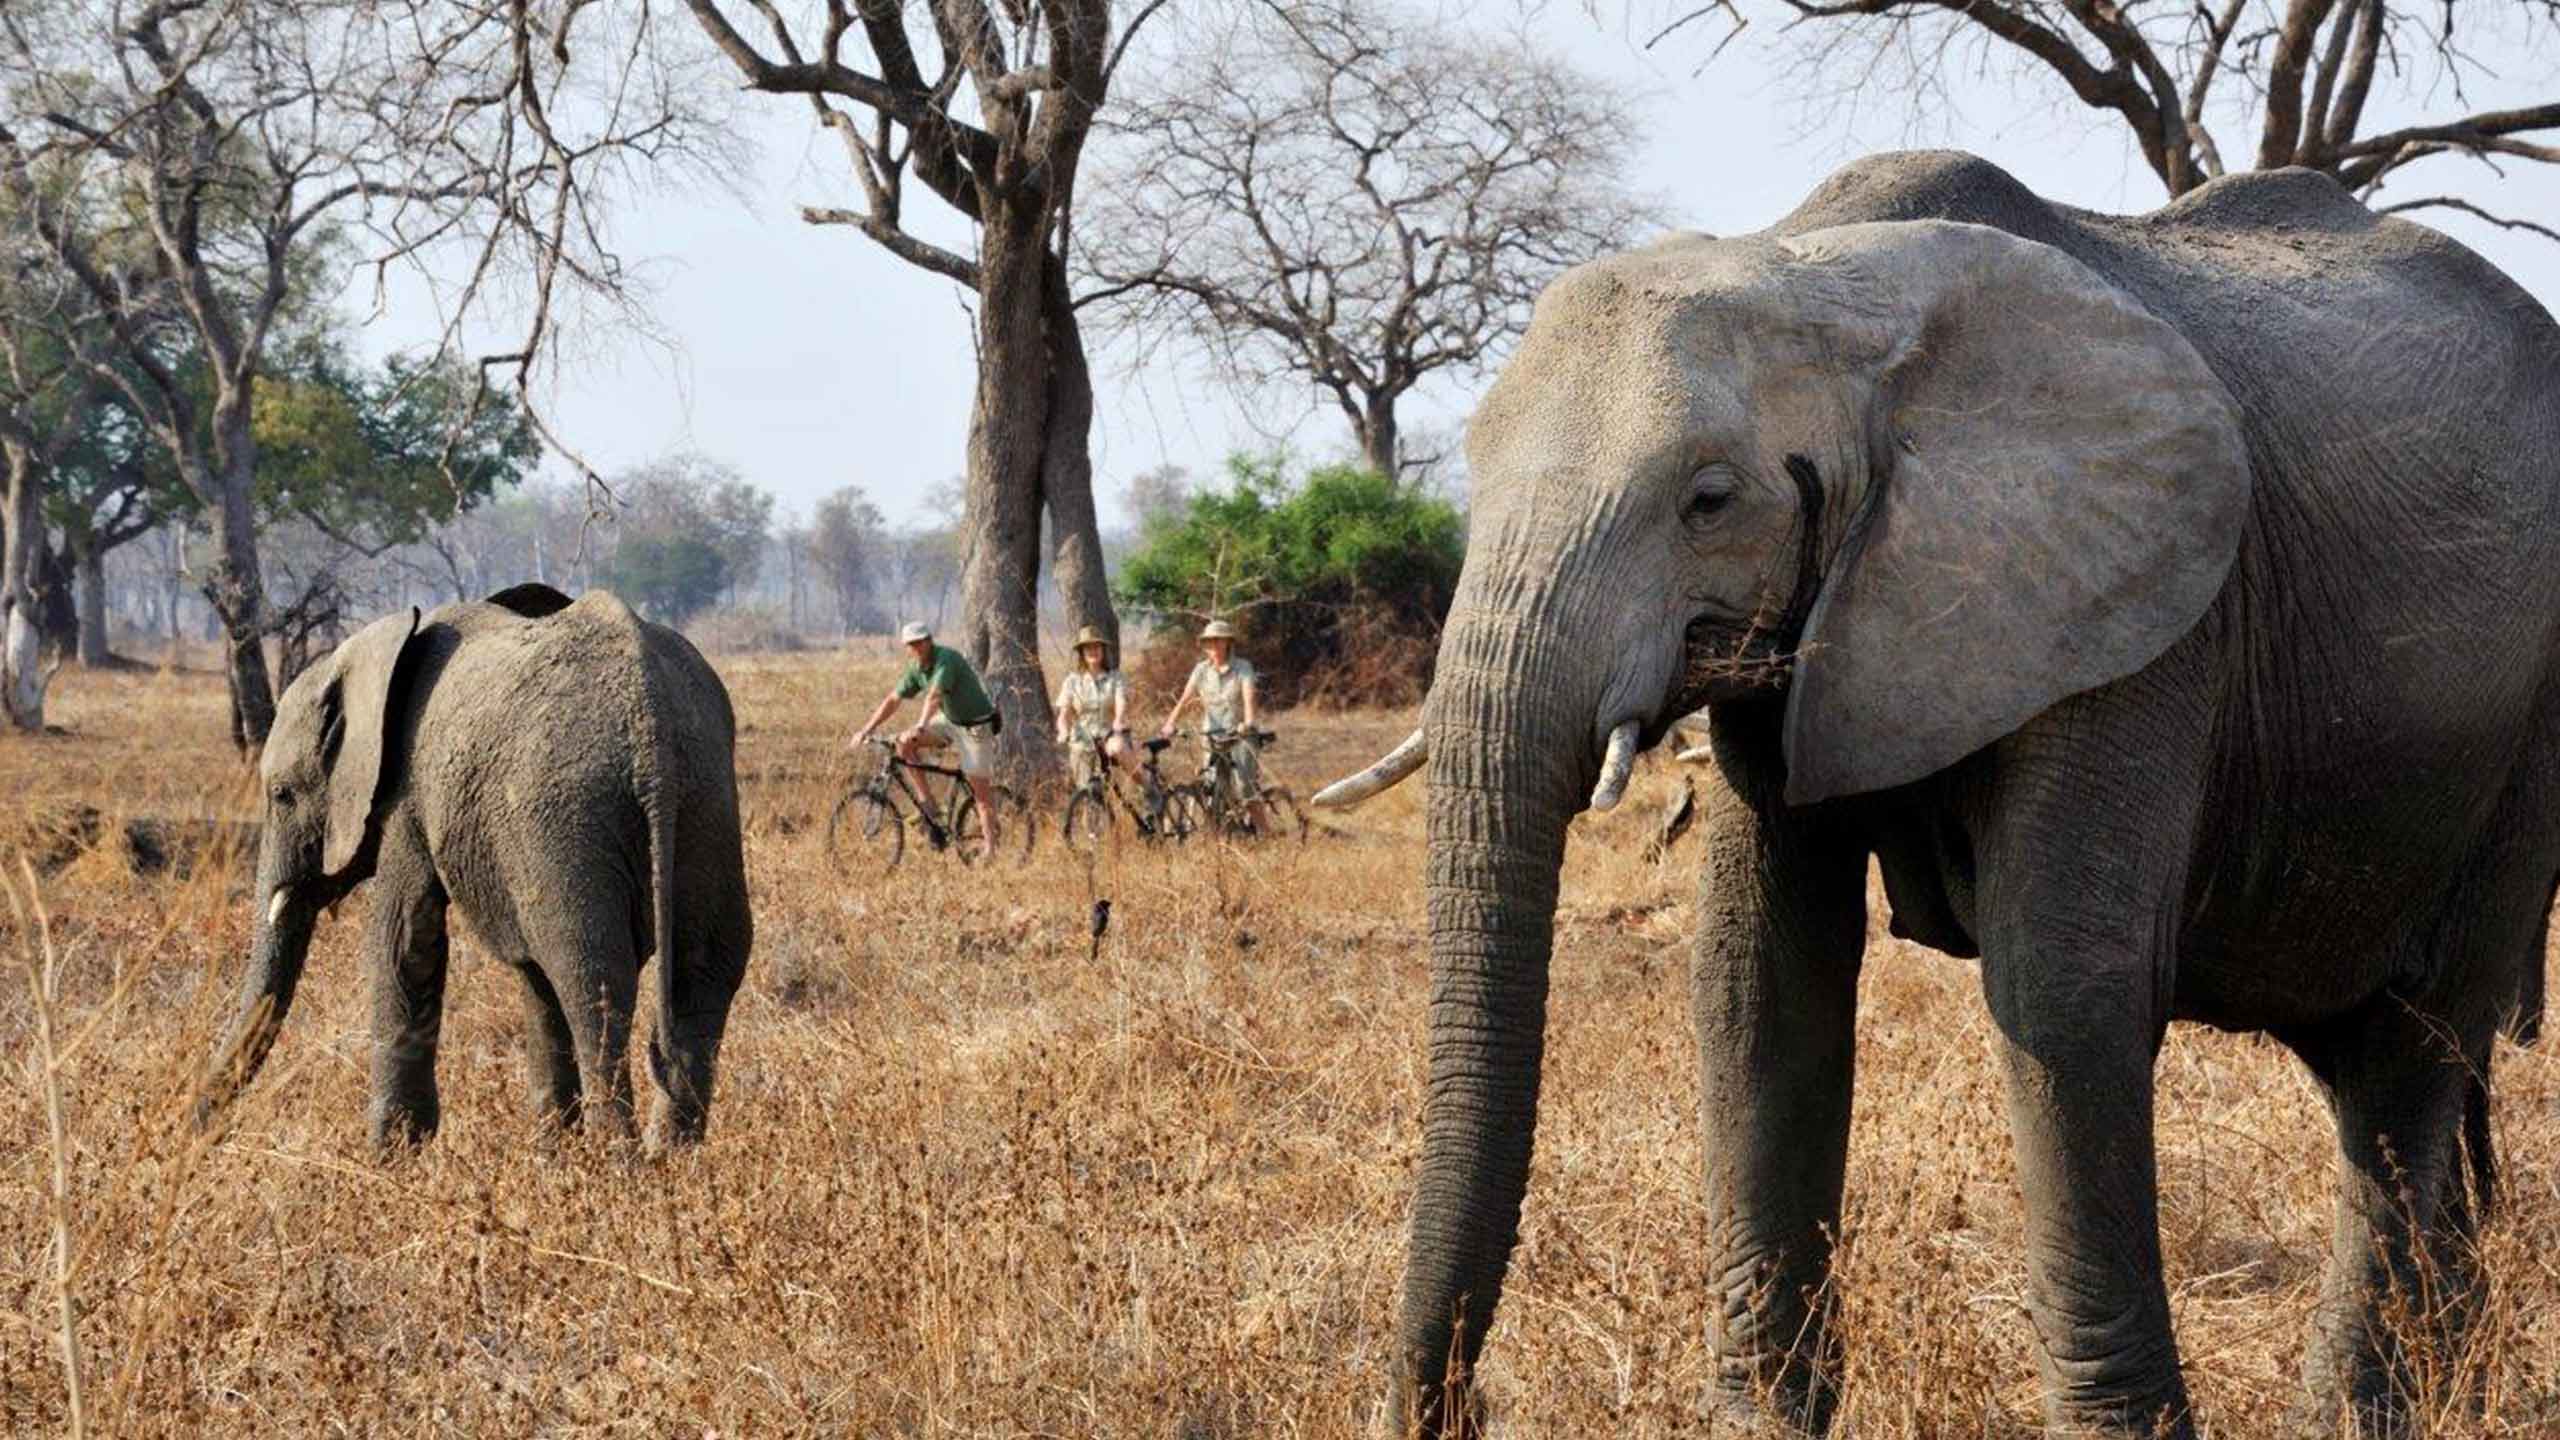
[1685,466,1740,527]
[269,784,294,807]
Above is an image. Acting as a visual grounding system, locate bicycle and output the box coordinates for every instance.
[1060,732,1197,855]
[1174,726,1308,843]
[828,738,1034,870]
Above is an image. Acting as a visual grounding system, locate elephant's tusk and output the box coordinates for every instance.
[1311,727,1427,810]
[1589,720,1641,812]
[1674,742,1715,764]
[266,888,287,925]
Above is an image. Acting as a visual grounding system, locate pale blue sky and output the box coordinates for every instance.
[353,7,2559,531]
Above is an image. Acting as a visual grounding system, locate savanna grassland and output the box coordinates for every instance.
[1,647,2555,1437]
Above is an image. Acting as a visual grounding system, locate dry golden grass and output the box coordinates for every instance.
[1,649,2555,1437]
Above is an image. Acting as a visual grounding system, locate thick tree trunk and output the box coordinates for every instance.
[201,406,277,748]
[956,211,1122,781]
[960,209,1064,779]
[36,542,76,658]
[0,443,49,729]
[73,534,108,666]
[163,526,184,651]
[1041,255,1117,656]
[1360,393,1401,481]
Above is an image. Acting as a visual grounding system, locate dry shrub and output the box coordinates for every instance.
[1124,628,1201,720]
[1291,604,1437,712]
[1127,603,1438,715]
[0,660,2552,1436]
[684,604,808,655]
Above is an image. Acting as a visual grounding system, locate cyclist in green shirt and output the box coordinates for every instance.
[852,622,1003,860]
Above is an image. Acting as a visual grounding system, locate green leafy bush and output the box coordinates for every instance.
[1115,454,1463,709]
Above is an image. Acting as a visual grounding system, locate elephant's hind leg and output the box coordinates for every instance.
[528,895,642,1142]
[2281,803,2545,1438]
[2284,996,2493,1439]
[647,872,751,1147]
[366,854,451,1150]
[514,959,583,1132]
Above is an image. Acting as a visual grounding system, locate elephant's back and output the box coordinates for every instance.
[414,592,742,867]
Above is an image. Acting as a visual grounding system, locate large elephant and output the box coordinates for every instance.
[1317,152,2560,1437]
[196,584,753,1149]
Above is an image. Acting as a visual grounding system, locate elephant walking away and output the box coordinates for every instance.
[1316,151,2560,1437]
[196,583,754,1149]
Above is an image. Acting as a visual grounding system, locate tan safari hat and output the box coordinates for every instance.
[898,621,932,645]
[1198,619,1238,641]
[1072,625,1109,651]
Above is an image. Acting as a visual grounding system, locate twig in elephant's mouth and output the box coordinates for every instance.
[1672,612,1807,707]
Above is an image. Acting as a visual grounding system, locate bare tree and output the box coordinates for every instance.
[0,258,103,727]
[1635,0,2558,236]
[809,484,888,635]
[1079,0,1661,480]
[1118,460,1193,533]
[674,0,1162,772]
[0,0,710,745]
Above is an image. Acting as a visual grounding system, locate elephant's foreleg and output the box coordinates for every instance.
[1972,729,2201,1440]
[515,960,582,1131]
[366,858,451,1149]
[1691,748,1867,1433]
[1985,970,2187,1439]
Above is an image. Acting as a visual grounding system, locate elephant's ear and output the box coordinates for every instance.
[323,607,421,876]
[1776,220,2251,805]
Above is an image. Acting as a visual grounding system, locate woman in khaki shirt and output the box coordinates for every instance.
[1053,625,1131,785]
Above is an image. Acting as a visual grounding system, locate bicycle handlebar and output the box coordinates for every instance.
[1178,726,1277,749]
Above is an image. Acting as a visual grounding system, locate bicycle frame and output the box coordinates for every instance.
[1190,728,1269,827]
[1071,733,1179,834]
[871,742,968,847]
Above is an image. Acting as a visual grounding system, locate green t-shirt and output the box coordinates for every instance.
[896,644,997,726]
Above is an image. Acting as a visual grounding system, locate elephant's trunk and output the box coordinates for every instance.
[1395,602,1597,1435]
[195,869,319,1128]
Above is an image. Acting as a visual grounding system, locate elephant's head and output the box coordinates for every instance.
[1321,220,2252,1430]
[197,607,420,1126]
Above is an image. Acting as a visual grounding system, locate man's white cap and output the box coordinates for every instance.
[898,621,932,644]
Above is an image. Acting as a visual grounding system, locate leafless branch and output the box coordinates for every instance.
[1623,0,2556,228]
[2374,194,2560,243]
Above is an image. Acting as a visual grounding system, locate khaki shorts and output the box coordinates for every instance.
[1202,732,1262,800]
[1067,730,1123,787]
[914,716,993,776]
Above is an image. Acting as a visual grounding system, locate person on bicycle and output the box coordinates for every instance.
[1158,618,1269,832]
[852,621,1002,861]
[1054,624,1131,786]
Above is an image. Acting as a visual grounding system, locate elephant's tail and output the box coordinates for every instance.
[2461,1066,2496,1226]
[637,671,684,1115]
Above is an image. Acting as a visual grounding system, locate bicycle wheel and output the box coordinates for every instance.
[1159,784,1205,843]
[1259,785,1309,844]
[951,783,1036,865]
[1062,786,1117,857]
[1176,780,1230,839]
[827,786,904,870]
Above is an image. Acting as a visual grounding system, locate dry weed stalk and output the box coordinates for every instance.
[10,858,87,1439]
